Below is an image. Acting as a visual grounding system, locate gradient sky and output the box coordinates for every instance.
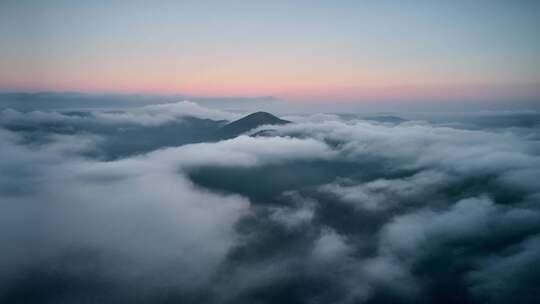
[1,0,539,102]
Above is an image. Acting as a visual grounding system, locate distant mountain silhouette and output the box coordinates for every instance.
[216,111,290,139]
[364,115,407,124]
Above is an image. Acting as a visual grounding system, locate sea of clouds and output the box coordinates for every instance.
[1,101,539,303]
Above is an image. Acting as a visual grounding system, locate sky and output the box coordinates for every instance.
[1,0,539,102]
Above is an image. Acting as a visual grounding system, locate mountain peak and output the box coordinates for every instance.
[216,112,290,139]
[241,111,285,120]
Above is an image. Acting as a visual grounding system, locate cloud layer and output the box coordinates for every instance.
[1,102,539,303]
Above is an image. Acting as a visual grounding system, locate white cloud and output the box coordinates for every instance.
[1,105,540,303]
[93,101,241,125]
[321,170,450,212]
[0,129,250,291]
[1,101,241,128]
[141,135,336,170]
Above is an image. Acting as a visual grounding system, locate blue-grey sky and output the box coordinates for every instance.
[1,0,539,102]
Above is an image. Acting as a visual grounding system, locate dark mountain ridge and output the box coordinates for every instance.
[216,111,290,139]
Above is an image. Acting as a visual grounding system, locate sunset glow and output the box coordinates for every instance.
[1,0,539,103]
